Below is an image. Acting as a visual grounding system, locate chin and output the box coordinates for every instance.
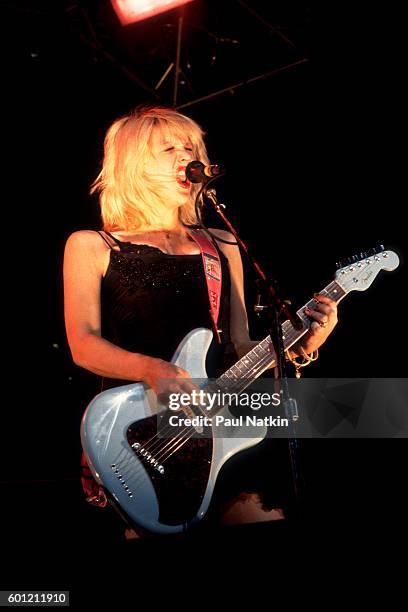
[175,193,191,207]
[163,187,191,209]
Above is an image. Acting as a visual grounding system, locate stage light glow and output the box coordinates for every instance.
[112,0,194,25]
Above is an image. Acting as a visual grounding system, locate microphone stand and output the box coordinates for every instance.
[200,180,304,511]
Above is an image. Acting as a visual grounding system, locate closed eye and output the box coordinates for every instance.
[163,146,193,152]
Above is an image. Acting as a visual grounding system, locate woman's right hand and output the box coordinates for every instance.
[144,358,198,405]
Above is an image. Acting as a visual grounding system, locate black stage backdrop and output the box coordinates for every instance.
[2,0,406,597]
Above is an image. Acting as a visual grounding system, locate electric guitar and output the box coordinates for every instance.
[81,247,399,534]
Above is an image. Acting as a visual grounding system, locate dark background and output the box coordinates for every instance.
[2,0,406,596]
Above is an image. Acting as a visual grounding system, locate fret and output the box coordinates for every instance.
[220,371,233,381]
[235,365,250,378]
[240,354,254,367]
[234,362,247,375]
[252,345,264,357]
[229,365,242,378]
[325,281,346,301]
[237,361,260,378]
[248,348,260,360]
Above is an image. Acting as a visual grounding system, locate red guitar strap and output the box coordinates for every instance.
[188,228,223,343]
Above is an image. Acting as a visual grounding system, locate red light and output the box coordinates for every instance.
[112,0,194,25]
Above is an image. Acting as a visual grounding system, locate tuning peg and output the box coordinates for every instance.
[366,244,385,257]
[336,256,349,269]
[337,246,384,269]
[337,245,387,269]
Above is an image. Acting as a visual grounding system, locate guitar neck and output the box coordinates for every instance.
[213,280,347,395]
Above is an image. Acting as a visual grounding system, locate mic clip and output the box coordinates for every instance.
[204,188,226,209]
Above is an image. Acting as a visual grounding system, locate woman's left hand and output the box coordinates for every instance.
[299,294,338,354]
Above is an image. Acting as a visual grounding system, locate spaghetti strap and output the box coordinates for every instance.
[105,231,124,249]
[96,231,120,250]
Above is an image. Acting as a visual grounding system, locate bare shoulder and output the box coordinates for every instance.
[64,230,108,275]
[208,228,240,261]
[65,229,104,250]
[208,228,236,244]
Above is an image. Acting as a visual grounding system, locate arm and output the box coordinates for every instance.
[63,231,193,393]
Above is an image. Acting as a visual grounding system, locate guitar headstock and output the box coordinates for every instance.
[335,246,400,293]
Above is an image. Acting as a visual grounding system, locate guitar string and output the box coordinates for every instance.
[139,423,194,460]
[156,427,199,463]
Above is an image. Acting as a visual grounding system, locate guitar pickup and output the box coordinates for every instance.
[131,443,165,474]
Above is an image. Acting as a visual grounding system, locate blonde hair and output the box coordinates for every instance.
[91,106,210,231]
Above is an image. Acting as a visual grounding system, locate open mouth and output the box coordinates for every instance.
[176,167,191,189]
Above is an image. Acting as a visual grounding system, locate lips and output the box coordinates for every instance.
[176,166,191,189]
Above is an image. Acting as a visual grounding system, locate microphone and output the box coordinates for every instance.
[185,161,225,183]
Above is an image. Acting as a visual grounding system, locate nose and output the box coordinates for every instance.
[177,149,192,164]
